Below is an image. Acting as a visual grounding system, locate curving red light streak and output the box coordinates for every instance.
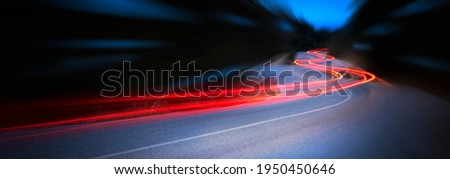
[0,48,376,133]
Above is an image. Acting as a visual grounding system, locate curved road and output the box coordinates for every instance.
[1,80,449,158]
[0,51,449,158]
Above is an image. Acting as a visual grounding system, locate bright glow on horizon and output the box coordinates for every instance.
[290,0,358,30]
[259,0,359,31]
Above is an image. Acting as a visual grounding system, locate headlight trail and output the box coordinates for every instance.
[0,48,375,133]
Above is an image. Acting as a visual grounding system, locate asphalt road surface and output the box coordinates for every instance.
[1,51,449,158]
[1,79,449,158]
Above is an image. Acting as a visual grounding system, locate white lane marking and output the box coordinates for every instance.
[94,90,352,158]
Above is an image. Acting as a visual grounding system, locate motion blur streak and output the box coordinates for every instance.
[327,0,450,97]
[44,0,199,22]
[0,48,375,134]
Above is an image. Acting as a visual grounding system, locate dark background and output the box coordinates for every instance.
[0,0,449,127]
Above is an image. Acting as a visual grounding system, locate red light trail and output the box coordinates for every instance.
[0,48,376,132]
